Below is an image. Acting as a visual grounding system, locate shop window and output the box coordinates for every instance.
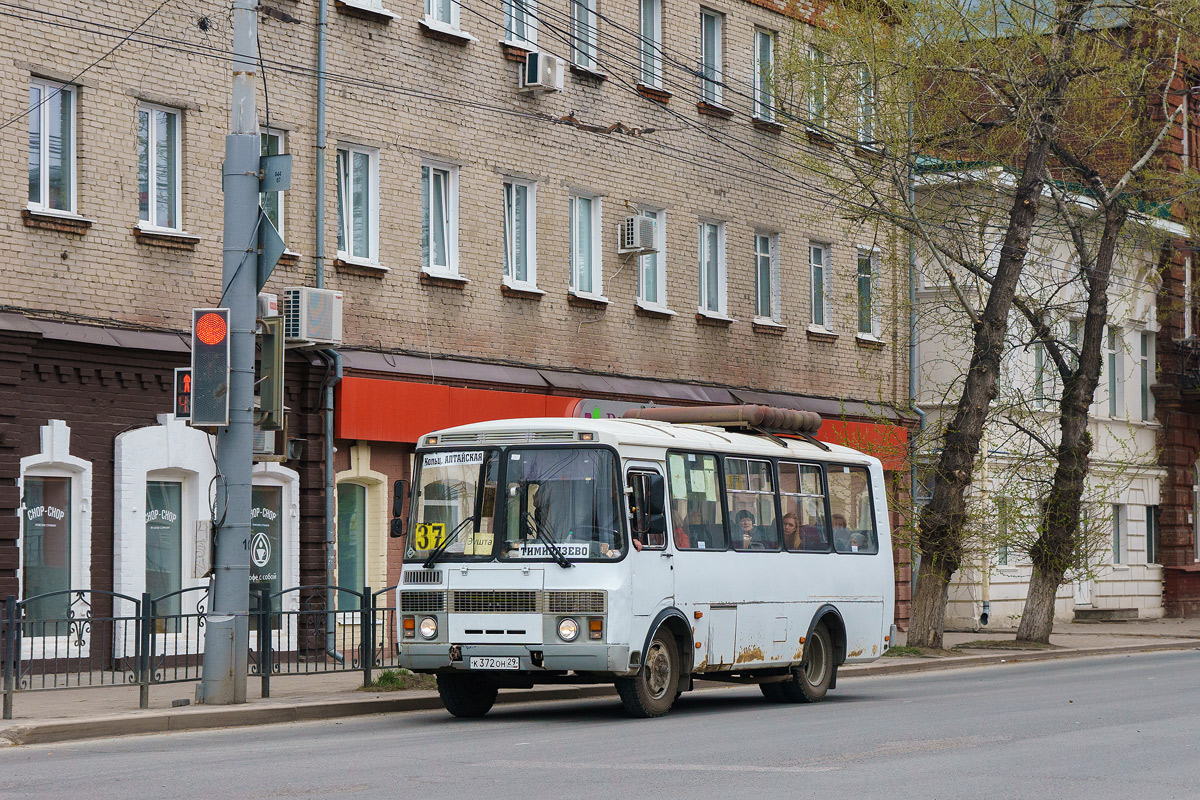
[146,480,183,631]
[337,483,367,598]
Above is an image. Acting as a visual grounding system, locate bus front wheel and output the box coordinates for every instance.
[780,622,833,703]
[616,629,680,718]
[436,674,499,718]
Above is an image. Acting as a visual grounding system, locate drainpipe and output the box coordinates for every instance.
[907,115,927,598]
[314,0,344,664]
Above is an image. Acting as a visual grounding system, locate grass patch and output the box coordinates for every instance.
[954,639,1059,651]
[882,645,924,657]
[360,668,438,692]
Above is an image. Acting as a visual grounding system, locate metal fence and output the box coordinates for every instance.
[0,584,403,719]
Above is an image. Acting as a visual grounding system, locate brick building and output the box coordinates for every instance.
[0,0,913,642]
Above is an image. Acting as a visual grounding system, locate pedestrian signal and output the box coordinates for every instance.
[191,308,230,426]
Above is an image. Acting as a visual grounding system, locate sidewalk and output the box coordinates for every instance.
[2,618,1197,747]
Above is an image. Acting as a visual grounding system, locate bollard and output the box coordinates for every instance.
[361,586,372,687]
[3,596,15,720]
[258,588,271,699]
[139,592,152,710]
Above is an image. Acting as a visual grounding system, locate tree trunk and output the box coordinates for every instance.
[1016,205,1127,644]
[907,555,954,648]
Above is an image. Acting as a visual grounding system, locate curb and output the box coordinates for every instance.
[2,642,1196,747]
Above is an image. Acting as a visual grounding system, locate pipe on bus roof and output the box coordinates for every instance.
[621,404,822,434]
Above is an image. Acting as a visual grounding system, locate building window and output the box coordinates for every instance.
[570,194,603,296]
[137,104,181,231]
[995,496,1011,565]
[1186,255,1194,340]
[146,480,183,629]
[858,64,875,145]
[422,161,459,275]
[503,179,537,288]
[504,0,535,44]
[22,476,73,631]
[1034,342,1047,409]
[28,79,75,214]
[1194,463,1200,561]
[638,209,667,308]
[639,0,662,88]
[1188,82,1200,172]
[753,29,774,121]
[810,242,831,328]
[425,0,459,27]
[261,128,285,237]
[337,483,367,599]
[754,233,779,321]
[1146,505,1160,565]
[1105,325,1123,417]
[337,145,379,265]
[857,250,880,336]
[700,11,723,105]
[1111,503,1124,565]
[1139,331,1154,421]
[571,0,597,68]
[808,47,827,128]
[698,221,726,315]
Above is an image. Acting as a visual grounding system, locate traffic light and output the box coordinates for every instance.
[191,308,230,426]
[257,315,284,431]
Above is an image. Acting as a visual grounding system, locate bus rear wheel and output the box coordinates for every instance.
[436,674,499,718]
[616,629,680,718]
[760,681,786,702]
[780,622,833,703]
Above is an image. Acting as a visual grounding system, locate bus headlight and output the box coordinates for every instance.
[419,617,438,640]
[557,618,580,642]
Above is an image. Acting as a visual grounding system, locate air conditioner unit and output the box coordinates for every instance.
[257,292,279,319]
[283,287,344,345]
[521,51,564,92]
[618,215,658,254]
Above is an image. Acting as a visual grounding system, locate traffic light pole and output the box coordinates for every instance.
[199,0,259,705]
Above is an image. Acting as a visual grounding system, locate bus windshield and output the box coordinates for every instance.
[500,448,625,561]
[406,450,499,562]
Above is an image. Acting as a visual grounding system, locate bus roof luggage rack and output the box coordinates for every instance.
[621,404,829,450]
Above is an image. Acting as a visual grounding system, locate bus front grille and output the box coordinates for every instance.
[400,591,446,613]
[545,591,607,614]
[403,570,443,585]
[450,590,539,613]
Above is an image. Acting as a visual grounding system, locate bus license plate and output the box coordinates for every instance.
[469,656,520,670]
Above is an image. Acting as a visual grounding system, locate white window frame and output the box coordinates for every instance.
[504,0,536,46]
[639,0,662,88]
[810,242,832,330]
[425,0,461,29]
[1104,324,1124,418]
[858,63,876,145]
[569,194,604,299]
[700,10,723,105]
[1111,503,1125,565]
[808,46,827,128]
[334,445,390,613]
[1185,255,1194,340]
[503,177,538,290]
[698,221,727,317]
[753,29,775,121]
[337,144,380,266]
[28,78,77,216]
[637,208,670,312]
[571,0,597,68]
[260,127,285,239]
[1139,330,1154,421]
[137,102,182,232]
[754,232,780,323]
[856,248,881,338]
[421,160,460,277]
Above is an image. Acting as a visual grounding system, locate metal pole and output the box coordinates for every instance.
[258,588,271,699]
[361,585,372,687]
[199,0,259,705]
[139,592,151,710]
[3,596,15,720]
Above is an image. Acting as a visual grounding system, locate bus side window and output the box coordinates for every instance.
[828,465,878,554]
[628,471,667,550]
[667,453,726,550]
[780,462,829,552]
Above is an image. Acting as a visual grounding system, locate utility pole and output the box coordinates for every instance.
[199,0,259,705]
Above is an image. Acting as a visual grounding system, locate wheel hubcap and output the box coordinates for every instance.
[644,641,671,699]
[804,635,827,686]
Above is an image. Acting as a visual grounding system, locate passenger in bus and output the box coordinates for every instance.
[671,501,691,549]
[735,509,767,550]
[848,532,867,553]
[832,513,851,551]
[782,512,801,550]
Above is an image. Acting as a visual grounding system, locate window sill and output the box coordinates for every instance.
[752,318,786,336]
[133,226,199,251]
[568,291,609,309]
[855,332,885,349]
[335,257,388,276]
[419,17,476,43]
[635,301,676,319]
[500,41,531,63]
[22,208,93,235]
[752,117,784,134]
[805,127,835,147]
[636,82,672,103]
[570,63,607,82]
[420,269,469,289]
[806,324,838,342]
[696,310,734,327]
[335,0,398,23]
[697,100,734,119]
[277,250,301,267]
[501,282,544,300]
[855,143,883,159]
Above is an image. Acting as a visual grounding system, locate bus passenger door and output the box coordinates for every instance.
[626,466,675,618]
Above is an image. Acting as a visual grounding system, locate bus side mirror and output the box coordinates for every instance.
[390,479,408,539]
[645,474,667,540]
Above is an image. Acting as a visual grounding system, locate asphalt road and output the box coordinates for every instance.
[1,651,1197,800]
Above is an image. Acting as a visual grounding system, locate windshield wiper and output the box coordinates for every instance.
[422,516,478,568]
[523,511,573,569]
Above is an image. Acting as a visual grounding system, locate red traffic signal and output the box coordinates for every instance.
[191,308,230,427]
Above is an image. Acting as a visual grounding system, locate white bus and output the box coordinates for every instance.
[394,408,895,718]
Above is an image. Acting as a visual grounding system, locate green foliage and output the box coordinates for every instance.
[360,668,437,692]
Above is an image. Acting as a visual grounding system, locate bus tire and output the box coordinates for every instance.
[436,674,499,718]
[615,629,680,718]
[781,622,833,703]
[760,681,786,702]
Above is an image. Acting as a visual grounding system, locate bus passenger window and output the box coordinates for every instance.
[725,458,779,551]
[667,453,726,550]
[828,465,878,554]
[780,462,829,552]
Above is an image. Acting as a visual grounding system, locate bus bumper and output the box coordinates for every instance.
[398,642,631,674]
